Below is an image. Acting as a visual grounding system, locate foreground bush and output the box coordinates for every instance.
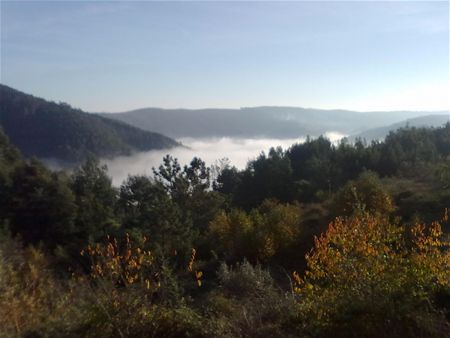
[293,211,450,338]
[0,235,212,338]
[206,260,297,338]
[0,235,74,337]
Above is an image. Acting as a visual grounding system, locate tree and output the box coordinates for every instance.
[70,158,118,243]
[153,155,224,231]
[233,147,295,208]
[118,174,193,256]
[208,200,301,263]
[0,129,23,222]
[331,171,395,217]
[287,136,335,199]
[8,160,76,249]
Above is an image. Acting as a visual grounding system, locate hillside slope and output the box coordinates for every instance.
[0,85,179,163]
[350,114,449,142]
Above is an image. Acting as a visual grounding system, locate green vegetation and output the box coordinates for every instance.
[0,124,449,337]
[0,85,179,163]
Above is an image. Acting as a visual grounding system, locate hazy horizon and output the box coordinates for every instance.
[99,105,449,115]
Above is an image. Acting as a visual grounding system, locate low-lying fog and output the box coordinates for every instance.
[102,132,345,186]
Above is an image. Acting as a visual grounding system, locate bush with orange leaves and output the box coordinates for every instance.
[81,234,203,292]
[76,234,207,337]
[0,232,212,338]
[292,209,450,338]
[81,234,159,290]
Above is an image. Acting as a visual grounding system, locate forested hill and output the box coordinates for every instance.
[0,85,179,163]
[100,106,441,139]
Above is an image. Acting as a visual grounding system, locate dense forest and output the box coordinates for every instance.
[0,85,179,163]
[0,123,449,338]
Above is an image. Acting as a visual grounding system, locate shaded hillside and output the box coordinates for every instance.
[100,106,439,139]
[350,114,450,142]
[0,85,179,163]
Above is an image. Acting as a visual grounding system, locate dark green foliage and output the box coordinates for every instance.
[116,156,226,259]
[0,129,23,222]
[0,128,22,167]
[235,147,295,209]
[217,124,450,208]
[0,85,179,163]
[214,166,241,196]
[153,155,225,231]
[331,171,395,217]
[7,160,76,248]
[118,174,194,256]
[70,158,118,247]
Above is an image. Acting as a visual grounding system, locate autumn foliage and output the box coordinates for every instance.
[293,210,450,337]
[208,199,301,263]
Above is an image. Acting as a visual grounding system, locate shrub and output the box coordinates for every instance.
[331,171,395,217]
[0,236,70,337]
[206,260,297,338]
[293,211,450,338]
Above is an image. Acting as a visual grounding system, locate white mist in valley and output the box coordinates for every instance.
[102,132,346,186]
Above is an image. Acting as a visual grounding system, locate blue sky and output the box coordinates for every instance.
[1,1,449,112]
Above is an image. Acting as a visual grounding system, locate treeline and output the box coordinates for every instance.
[0,124,449,337]
[217,124,450,209]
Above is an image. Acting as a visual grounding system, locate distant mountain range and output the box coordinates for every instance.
[350,114,449,142]
[0,85,179,163]
[1,84,447,165]
[100,106,447,139]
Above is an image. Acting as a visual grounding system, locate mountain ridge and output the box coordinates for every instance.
[0,85,180,164]
[101,106,444,139]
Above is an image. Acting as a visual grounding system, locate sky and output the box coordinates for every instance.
[1,1,449,112]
